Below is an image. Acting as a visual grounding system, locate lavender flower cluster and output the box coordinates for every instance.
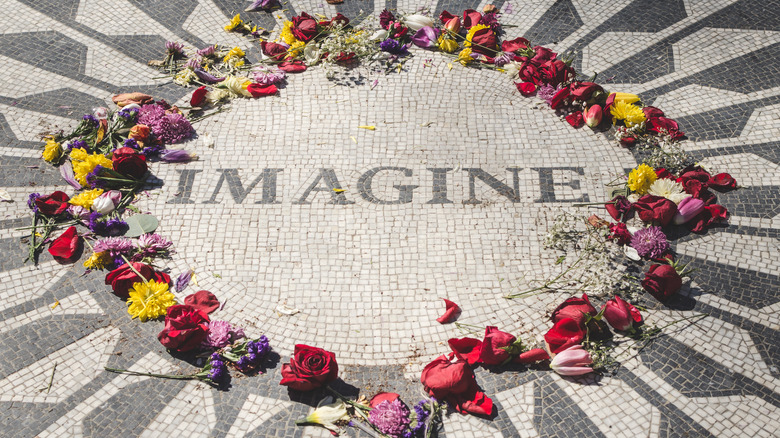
[630,226,670,259]
[206,352,228,384]
[235,336,271,372]
[137,104,194,145]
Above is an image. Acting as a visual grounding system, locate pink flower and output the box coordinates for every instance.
[672,196,705,225]
[601,295,642,331]
[584,105,602,127]
[550,345,593,376]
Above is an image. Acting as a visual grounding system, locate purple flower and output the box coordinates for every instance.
[123,138,139,149]
[66,139,87,151]
[206,358,228,383]
[369,400,411,437]
[27,193,41,213]
[379,39,409,56]
[630,226,670,259]
[82,114,98,126]
[479,12,501,33]
[88,212,128,236]
[494,52,513,66]
[234,336,271,372]
[379,9,395,30]
[538,84,562,106]
[137,104,194,145]
[134,233,174,258]
[251,65,286,86]
[184,57,202,70]
[411,27,440,48]
[202,320,245,349]
[403,399,432,438]
[160,149,196,163]
[166,41,184,56]
[116,108,138,121]
[174,269,194,292]
[193,68,225,84]
[93,237,134,259]
[142,143,165,156]
[196,45,216,57]
[246,0,276,11]
[85,165,107,189]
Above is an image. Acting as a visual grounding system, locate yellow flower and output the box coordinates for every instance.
[280,21,299,45]
[437,35,459,53]
[611,101,646,128]
[464,24,490,48]
[70,148,113,186]
[224,14,245,32]
[611,92,640,105]
[83,251,112,270]
[457,48,474,65]
[127,280,177,322]
[627,164,658,195]
[223,46,246,68]
[42,137,62,163]
[68,188,104,209]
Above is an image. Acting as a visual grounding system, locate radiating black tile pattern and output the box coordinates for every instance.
[0,156,64,187]
[15,0,81,21]
[717,186,780,219]
[534,375,606,438]
[0,89,106,120]
[523,0,583,46]
[214,0,287,31]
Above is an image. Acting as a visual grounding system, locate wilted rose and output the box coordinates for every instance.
[641,264,682,301]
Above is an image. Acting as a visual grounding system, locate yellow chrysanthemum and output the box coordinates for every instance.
[457,48,473,65]
[611,101,646,128]
[627,164,658,195]
[288,40,305,58]
[224,14,244,32]
[127,280,177,322]
[280,21,299,45]
[437,35,459,53]
[223,46,246,68]
[611,92,640,105]
[68,188,104,209]
[70,148,113,186]
[42,137,62,163]
[83,251,112,270]
[464,24,490,48]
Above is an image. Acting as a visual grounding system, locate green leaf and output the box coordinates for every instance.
[555,255,566,264]
[124,214,158,237]
[609,186,628,199]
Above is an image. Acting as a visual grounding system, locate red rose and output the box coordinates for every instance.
[633,195,678,226]
[105,262,171,299]
[655,168,673,179]
[112,147,148,179]
[708,173,736,190]
[565,111,584,128]
[608,222,632,245]
[462,9,482,29]
[449,326,517,366]
[646,116,684,140]
[502,37,530,53]
[48,226,82,262]
[540,60,574,86]
[689,204,728,232]
[439,10,456,25]
[190,86,208,107]
[319,13,349,28]
[517,60,542,85]
[569,82,602,101]
[157,304,210,352]
[280,344,339,391]
[448,336,482,365]
[516,81,537,96]
[291,12,317,42]
[642,264,682,301]
[469,27,497,56]
[642,106,665,119]
[35,191,70,216]
[551,293,596,327]
[606,195,633,222]
[420,354,494,416]
[531,46,557,63]
[260,41,289,60]
[246,83,277,98]
[544,318,585,354]
[602,295,642,331]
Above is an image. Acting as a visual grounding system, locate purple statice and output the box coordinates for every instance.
[166,41,184,56]
[251,65,286,86]
[27,193,40,213]
[196,45,216,57]
[206,353,228,384]
[537,84,562,106]
[202,320,245,349]
[66,139,88,151]
[85,165,107,189]
[246,0,276,11]
[369,400,411,437]
[134,233,174,259]
[137,104,194,145]
[116,107,138,121]
[82,114,98,126]
[403,399,432,438]
[123,138,139,149]
[630,226,670,259]
[493,52,513,66]
[234,336,271,372]
[93,236,134,258]
[379,39,408,56]
[88,212,128,236]
[142,143,165,157]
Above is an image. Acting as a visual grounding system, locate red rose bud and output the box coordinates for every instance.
[420,354,493,416]
[602,295,642,331]
[708,173,737,190]
[551,293,597,327]
[642,264,682,301]
[436,298,461,323]
[673,197,706,225]
[516,81,537,96]
[190,86,208,107]
[35,191,70,216]
[608,222,632,245]
[516,348,550,364]
[544,317,585,354]
[445,16,461,33]
[105,262,171,299]
[501,37,529,53]
[48,226,82,262]
[112,147,147,179]
[291,12,317,42]
[279,344,339,391]
[246,83,278,98]
[633,195,678,226]
[584,105,602,127]
[157,304,210,352]
[565,111,584,128]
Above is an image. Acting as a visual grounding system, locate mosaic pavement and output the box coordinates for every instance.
[0,0,779,436]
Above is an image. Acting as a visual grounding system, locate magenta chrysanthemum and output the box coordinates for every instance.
[93,237,134,257]
[368,400,410,437]
[134,233,174,258]
[137,104,194,144]
[202,320,245,349]
[251,65,286,86]
[630,226,670,259]
[538,84,562,106]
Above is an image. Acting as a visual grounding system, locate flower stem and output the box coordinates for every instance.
[104,367,198,380]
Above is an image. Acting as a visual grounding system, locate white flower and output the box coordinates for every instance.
[369,29,389,41]
[173,68,197,87]
[503,61,521,79]
[205,89,231,105]
[403,14,434,31]
[647,178,690,204]
[304,43,321,64]
[296,401,349,433]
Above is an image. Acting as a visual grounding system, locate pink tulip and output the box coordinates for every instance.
[550,345,593,376]
[602,295,642,331]
[673,196,705,225]
[445,17,461,33]
[584,105,602,128]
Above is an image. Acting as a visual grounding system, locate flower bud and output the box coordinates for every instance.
[445,16,461,33]
[602,295,641,331]
[403,14,434,31]
[672,196,705,225]
[584,105,602,128]
[550,345,593,376]
[91,190,121,214]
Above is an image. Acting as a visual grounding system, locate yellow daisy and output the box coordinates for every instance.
[127,280,177,322]
[437,35,459,53]
[224,14,245,32]
[627,164,657,195]
[611,101,646,128]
